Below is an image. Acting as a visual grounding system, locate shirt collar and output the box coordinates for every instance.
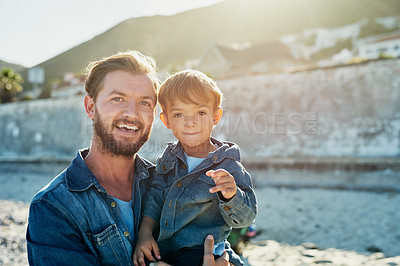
[160,137,241,164]
[65,149,154,192]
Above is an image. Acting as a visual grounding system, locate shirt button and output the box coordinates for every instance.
[168,200,172,207]
[177,182,183,188]
[214,155,218,162]
[224,206,231,211]
[163,165,167,171]
[182,164,187,170]
[124,231,129,237]
[165,220,168,226]
[111,202,117,208]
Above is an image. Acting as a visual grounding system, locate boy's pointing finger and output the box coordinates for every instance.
[206,170,215,177]
[206,169,230,179]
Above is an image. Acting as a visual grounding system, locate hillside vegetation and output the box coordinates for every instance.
[25,0,400,85]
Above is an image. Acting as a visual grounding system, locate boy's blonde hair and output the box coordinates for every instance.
[158,70,223,112]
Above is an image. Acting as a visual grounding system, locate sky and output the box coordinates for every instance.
[0,0,224,68]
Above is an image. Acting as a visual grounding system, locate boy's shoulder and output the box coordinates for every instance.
[156,138,242,162]
[211,138,242,163]
[155,141,179,165]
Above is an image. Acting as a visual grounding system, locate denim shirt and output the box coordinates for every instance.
[143,138,258,256]
[26,149,154,265]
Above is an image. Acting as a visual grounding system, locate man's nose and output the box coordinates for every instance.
[122,101,139,119]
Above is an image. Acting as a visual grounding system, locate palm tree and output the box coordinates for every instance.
[0,68,23,103]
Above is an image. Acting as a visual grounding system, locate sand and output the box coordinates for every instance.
[1,163,400,265]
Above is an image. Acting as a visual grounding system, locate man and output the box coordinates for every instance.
[26,51,228,265]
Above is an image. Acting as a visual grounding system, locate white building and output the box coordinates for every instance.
[357,31,400,59]
[281,19,367,60]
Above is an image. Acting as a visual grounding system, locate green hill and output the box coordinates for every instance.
[0,60,26,73]
[33,0,400,85]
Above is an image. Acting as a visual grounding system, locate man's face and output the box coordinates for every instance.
[87,70,156,158]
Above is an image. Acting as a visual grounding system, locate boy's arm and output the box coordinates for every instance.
[142,172,166,224]
[135,171,166,265]
[133,216,161,266]
[208,162,257,228]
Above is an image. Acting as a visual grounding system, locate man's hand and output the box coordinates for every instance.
[203,235,229,266]
[206,169,237,200]
[133,233,161,266]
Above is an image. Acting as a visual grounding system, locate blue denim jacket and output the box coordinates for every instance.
[143,138,258,256]
[26,149,154,265]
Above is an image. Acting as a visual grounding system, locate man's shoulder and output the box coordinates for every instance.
[136,154,155,167]
[30,169,69,205]
[30,150,89,205]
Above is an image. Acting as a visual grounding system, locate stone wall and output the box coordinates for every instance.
[216,58,400,158]
[0,59,399,162]
[0,96,90,160]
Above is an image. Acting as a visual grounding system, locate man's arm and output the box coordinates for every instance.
[203,235,229,266]
[27,200,99,265]
[152,235,229,266]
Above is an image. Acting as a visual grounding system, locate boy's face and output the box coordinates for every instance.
[160,99,222,157]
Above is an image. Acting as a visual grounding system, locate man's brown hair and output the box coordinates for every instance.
[84,50,159,101]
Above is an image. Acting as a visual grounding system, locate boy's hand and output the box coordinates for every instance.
[133,233,161,266]
[206,169,237,201]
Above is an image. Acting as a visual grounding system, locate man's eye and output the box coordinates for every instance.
[140,101,150,106]
[173,113,183,118]
[112,97,123,102]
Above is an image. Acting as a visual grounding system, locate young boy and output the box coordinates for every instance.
[133,70,257,266]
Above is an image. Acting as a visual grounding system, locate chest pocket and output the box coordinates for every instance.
[156,161,177,187]
[88,224,130,265]
[190,174,216,202]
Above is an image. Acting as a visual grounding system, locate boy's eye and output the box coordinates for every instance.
[198,111,207,116]
[173,113,183,118]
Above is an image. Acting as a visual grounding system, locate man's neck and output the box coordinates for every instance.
[84,144,136,202]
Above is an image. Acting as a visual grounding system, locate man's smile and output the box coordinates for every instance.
[116,123,139,132]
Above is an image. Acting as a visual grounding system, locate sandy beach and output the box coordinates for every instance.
[1,162,400,265]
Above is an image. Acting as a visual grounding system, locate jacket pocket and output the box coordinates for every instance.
[88,224,130,265]
[190,174,216,202]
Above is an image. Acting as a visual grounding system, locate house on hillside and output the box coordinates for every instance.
[356,31,400,59]
[281,19,367,60]
[197,42,300,78]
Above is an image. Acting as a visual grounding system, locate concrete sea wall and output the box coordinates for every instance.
[0,59,399,162]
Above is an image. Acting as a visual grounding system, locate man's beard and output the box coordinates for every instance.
[93,111,151,158]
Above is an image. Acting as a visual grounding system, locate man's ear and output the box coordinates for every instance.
[84,95,95,120]
[160,112,171,129]
[213,108,223,126]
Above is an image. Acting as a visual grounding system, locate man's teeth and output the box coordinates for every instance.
[117,124,139,131]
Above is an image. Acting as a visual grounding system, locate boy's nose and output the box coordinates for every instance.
[184,117,196,128]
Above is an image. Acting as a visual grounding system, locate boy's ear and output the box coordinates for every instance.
[84,94,95,120]
[160,112,171,129]
[213,108,223,125]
